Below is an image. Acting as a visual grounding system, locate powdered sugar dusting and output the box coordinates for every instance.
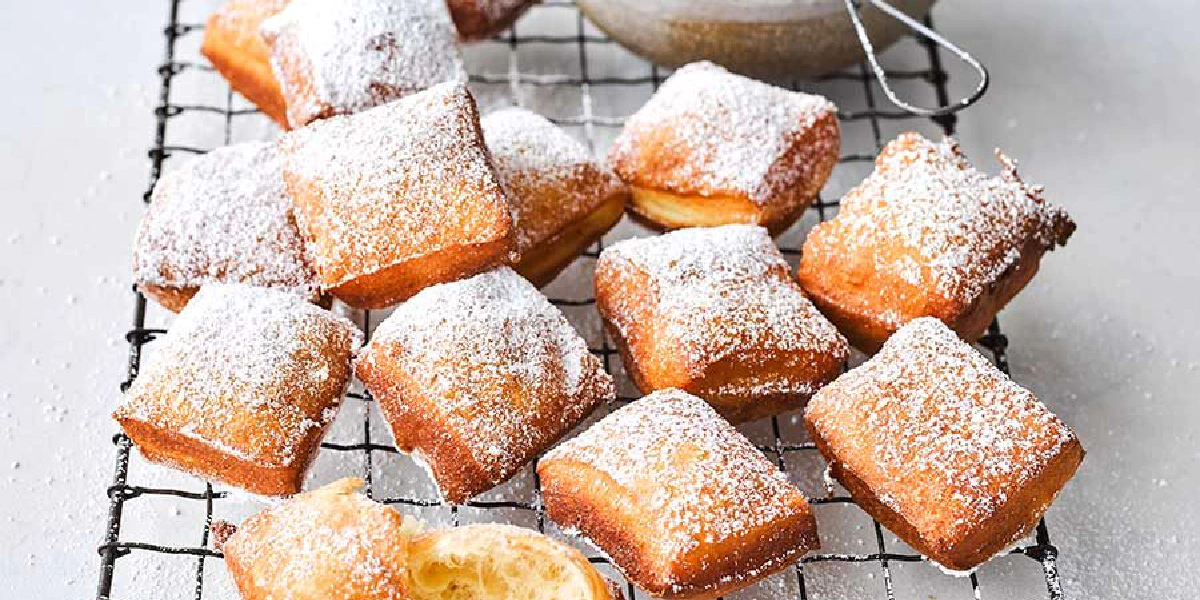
[482,107,626,253]
[806,317,1078,543]
[599,225,847,380]
[362,267,613,483]
[132,141,318,299]
[278,83,511,290]
[609,61,838,204]
[814,132,1074,304]
[224,478,421,599]
[115,283,361,467]
[543,390,811,573]
[261,0,466,127]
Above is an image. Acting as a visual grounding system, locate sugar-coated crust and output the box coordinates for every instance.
[132,141,322,313]
[538,390,819,599]
[356,268,613,503]
[797,132,1075,353]
[222,479,422,600]
[279,83,513,309]
[595,225,848,423]
[202,0,290,127]
[804,318,1084,571]
[609,62,839,234]
[447,0,533,40]
[113,284,360,496]
[408,523,616,600]
[261,0,465,128]
[481,108,629,287]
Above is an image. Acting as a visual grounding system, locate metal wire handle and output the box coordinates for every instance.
[843,0,989,117]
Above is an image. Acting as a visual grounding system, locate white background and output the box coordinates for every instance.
[1,0,1197,598]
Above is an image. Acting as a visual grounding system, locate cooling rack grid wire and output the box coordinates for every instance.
[95,1,1066,599]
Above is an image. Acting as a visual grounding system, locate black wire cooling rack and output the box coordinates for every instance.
[96,1,1068,599]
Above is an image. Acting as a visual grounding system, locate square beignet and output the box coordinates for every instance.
[221,478,422,600]
[595,225,848,423]
[261,0,466,128]
[797,132,1076,353]
[804,318,1084,571]
[356,267,614,504]
[279,83,514,309]
[113,284,361,496]
[608,61,839,235]
[201,0,290,128]
[447,0,533,40]
[481,108,629,287]
[133,141,320,313]
[538,389,819,599]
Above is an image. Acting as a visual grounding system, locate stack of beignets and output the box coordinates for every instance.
[128,5,1091,595]
[805,318,1084,571]
[133,141,320,312]
[538,389,819,599]
[609,61,840,234]
[595,224,848,423]
[279,82,514,309]
[356,267,614,503]
[482,107,629,287]
[797,132,1076,353]
[113,284,360,496]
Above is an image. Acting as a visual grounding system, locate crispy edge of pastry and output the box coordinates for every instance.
[201,0,290,128]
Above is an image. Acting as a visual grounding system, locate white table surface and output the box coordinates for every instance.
[1,0,1196,598]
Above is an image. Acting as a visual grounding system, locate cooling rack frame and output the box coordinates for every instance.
[95,2,1066,599]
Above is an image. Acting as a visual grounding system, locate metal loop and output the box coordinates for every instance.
[843,0,989,117]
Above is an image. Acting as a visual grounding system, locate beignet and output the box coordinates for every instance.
[133,141,320,312]
[222,478,423,600]
[481,108,628,287]
[608,61,839,234]
[279,83,514,309]
[804,318,1084,571]
[113,284,360,496]
[797,132,1076,353]
[356,267,613,504]
[408,523,617,600]
[538,389,818,599]
[201,0,290,127]
[261,0,466,128]
[447,0,533,40]
[595,225,848,423]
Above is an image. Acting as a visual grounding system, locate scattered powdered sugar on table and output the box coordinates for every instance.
[278,82,510,288]
[481,107,625,253]
[261,0,465,127]
[815,132,1075,305]
[115,284,361,466]
[609,61,837,204]
[132,141,318,298]
[223,478,419,599]
[543,390,810,568]
[600,225,847,378]
[806,317,1078,539]
[361,267,612,480]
